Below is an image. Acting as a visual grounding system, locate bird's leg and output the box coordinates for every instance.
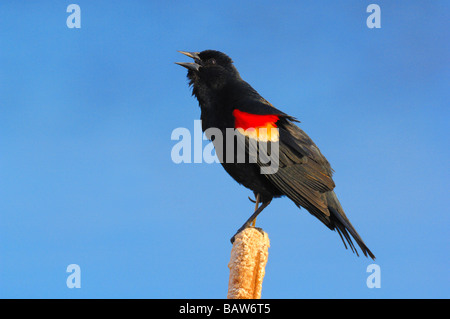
[251,194,260,227]
[230,197,271,244]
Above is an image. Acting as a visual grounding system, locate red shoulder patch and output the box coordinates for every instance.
[233,109,279,130]
[233,109,279,142]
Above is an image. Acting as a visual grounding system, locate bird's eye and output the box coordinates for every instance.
[208,58,216,65]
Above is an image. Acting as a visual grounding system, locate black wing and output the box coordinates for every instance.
[237,98,375,259]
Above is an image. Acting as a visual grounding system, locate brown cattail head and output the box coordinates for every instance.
[227,227,270,299]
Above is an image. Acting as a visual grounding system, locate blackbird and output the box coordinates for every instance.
[176,50,375,259]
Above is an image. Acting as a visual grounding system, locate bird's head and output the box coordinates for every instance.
[176,50,240,94]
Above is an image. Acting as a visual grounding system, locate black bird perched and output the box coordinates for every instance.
[176,50,375,260]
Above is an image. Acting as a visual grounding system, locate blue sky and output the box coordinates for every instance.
[0,1,448,298]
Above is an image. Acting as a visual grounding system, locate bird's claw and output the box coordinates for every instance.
[248,196,256,203]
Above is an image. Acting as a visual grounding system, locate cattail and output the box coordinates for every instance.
[227,227,270,299]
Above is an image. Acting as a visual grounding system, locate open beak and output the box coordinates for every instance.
[178,51,201,60]
[175,62,201,72]
[175,51,201,71]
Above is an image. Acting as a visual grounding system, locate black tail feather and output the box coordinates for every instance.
[329,206,375,260]
[326,192,375,260]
